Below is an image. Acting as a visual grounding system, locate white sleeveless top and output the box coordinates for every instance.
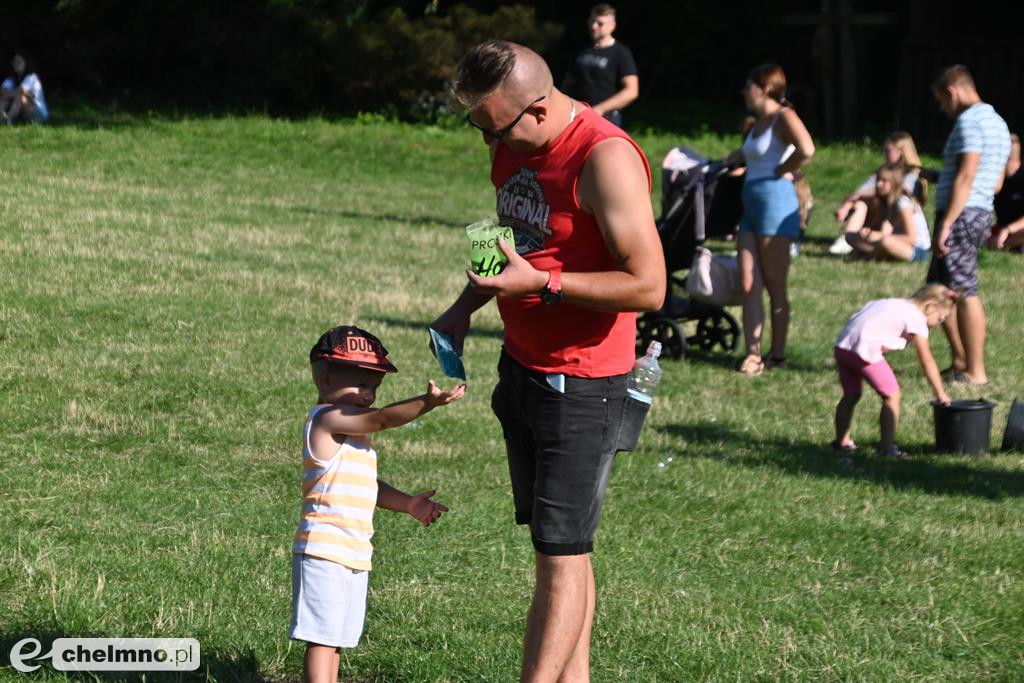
[292,405,378,570]
[742,110,795,180]
[896,195,932,250]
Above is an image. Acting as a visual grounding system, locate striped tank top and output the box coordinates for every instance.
[292,405,378,570]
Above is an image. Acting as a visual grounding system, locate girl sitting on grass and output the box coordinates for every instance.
[832,284,954,458]
[842,162,932,262]
[830,131,929,254]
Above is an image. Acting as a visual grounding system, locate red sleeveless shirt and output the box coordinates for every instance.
[491,107,652,377]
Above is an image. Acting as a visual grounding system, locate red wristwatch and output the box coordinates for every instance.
[540,268,562,305]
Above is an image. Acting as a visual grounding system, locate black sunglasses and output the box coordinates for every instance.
[466,95,546,141]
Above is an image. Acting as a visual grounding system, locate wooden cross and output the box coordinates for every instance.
[780,0,897,136]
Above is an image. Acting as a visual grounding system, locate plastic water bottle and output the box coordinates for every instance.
[628,341,662,404]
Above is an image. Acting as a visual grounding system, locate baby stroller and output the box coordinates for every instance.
[636,146,743,360]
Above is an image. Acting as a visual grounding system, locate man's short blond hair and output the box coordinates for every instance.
[933,64,976,94]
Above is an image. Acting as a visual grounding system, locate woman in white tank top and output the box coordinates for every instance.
[726,64,815,375]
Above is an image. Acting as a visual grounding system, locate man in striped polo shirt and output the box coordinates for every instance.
[927,65,1010,386]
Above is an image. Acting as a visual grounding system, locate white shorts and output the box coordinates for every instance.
[289,553,369,648]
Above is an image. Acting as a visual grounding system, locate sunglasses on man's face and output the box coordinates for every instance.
[466,95,546,141]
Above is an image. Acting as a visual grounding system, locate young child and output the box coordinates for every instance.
[290,325,466,682]
[832,285,954,458]
[842,161,931,262]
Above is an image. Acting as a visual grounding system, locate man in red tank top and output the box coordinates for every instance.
[431,40,665,682]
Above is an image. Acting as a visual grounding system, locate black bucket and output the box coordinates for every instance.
[1002,398,1024,452]
[932,399,995,456]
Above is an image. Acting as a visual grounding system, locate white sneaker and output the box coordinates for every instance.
[829,235,853,255]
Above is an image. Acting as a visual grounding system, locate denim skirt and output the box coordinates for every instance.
[740,176,801,238]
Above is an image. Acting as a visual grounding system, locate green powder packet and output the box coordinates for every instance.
[466,217,515,277]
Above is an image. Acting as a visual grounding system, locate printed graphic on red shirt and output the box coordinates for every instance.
[496,167,552,254]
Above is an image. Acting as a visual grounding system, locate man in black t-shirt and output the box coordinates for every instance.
[562,3,638,128]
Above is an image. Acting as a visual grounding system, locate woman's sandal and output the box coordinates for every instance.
[830,440,857,454]
[763,356,787,370]
[737,354,765,376]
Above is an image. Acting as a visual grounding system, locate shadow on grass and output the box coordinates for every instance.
[0,630,307,682]
[44,101,360,132]
[660,421,1024,499]
[659,352,740,371]
[799,233,840,249]
[44,112,157,131]
[283,205,467,230]
[796,233,846,259]
[373,318,827,374]
[664,350,826,374]
[46,104,259,131]
[368,316,504,343]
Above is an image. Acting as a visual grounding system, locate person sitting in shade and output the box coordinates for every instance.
[989,133,1024,251]
[0,53,48,124]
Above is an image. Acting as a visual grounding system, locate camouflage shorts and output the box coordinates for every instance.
[926,207,993,297]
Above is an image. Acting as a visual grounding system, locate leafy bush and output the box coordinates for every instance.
[11,2,561,119]
[307,4,564,120]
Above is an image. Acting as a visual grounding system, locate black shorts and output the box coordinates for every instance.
[926,208,992,297]
[491,351,630,556]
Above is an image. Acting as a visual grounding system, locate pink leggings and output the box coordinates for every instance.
[834,347,899,398]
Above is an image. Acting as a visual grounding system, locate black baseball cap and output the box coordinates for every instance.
[309,325,399,373]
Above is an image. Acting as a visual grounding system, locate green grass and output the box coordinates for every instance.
[1,115,1022,682]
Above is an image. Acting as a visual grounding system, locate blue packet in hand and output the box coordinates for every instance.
[429,328,467,381]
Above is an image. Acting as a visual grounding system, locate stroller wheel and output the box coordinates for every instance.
[637,316,686,360]
[695,310,740,353]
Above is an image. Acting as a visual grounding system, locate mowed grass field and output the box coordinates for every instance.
[1,114,1022,682]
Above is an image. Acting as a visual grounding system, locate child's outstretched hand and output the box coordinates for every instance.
[426,380,467,408]
[406,490,449,526]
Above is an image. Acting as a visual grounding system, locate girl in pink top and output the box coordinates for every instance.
[833,284,954,458]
